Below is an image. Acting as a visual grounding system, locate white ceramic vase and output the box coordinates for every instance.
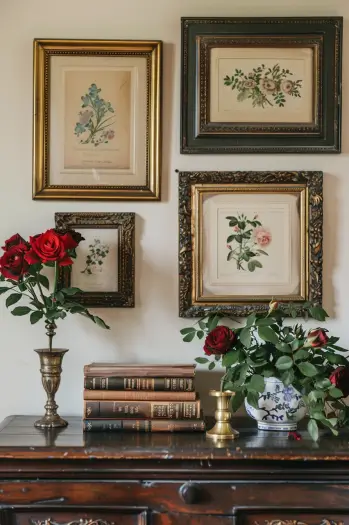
[244,377,306,431]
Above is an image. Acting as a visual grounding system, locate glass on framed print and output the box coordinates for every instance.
[181,17,342,153]
[178,171,323,317]
[33,39,162,200]
[55,213,135,308]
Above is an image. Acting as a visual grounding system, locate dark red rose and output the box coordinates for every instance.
[25,229,78,266]
[57,229,85,246]
[307,328,329,348]
[0,243,29,281]
[2,234,27,251]
[329,366,349,397]
[204,326,236,356]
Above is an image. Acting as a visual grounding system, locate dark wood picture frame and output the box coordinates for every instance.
[179,171,323,318]
[181,17,342,154]
[55,212,135,308]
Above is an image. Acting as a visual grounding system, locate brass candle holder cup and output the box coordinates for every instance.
[206,389,239,441]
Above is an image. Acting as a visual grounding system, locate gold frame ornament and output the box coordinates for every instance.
[33,39,162,200]
[178,171,323,318]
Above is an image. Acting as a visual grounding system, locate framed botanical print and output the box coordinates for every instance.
[33,39,162,200]
[178,171,323,317]
[55,212,135,307]
[181,17,342,153]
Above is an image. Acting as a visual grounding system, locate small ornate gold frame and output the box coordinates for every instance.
[33,39,162,200]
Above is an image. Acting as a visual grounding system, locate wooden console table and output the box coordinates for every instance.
[0,415,348,524]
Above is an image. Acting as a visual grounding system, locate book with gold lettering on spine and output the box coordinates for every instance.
[83,418,206,432]
[84,399,201,419]
[84,376,195,392]
[83,390,197,401]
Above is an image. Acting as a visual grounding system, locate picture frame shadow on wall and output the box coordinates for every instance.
[178,171,323,318]
[33,39,162,200]
[55,212,135,308]
[181,17,342,154]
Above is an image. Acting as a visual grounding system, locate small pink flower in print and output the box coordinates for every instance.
[106,130,115,140]
[233,226,240,232]
[227,244,232,250]
[254,227,272,247]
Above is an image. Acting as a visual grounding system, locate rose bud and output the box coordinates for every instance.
[329,366,349,397]
[203,326,236,356]
[306,328,329,348]
[268,300,279,313]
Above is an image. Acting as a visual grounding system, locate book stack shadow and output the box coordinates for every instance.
[83,363,206,432]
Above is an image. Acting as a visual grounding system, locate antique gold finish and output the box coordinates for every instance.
[206,389,239,441]
[178,171,323,317]
[33,39,162,201]
[34,348,69,429]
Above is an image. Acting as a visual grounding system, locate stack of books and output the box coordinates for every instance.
[83,363,205,433]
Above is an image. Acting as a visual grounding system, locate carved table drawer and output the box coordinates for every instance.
[3,509,148,525]
[240,512,347,525]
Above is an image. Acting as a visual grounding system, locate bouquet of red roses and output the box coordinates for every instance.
[0,229,109,341]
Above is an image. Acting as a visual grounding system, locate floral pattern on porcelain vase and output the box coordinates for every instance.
[244,377,306,431]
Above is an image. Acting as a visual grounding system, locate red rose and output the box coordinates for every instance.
[329,366,349,397]
[307,328,329,348]
[2,234,27,251]
[204,326,236,356]
[0,243,29,281]
[25,229,78,266]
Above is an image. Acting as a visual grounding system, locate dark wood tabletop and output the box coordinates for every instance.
[0,415,348,462]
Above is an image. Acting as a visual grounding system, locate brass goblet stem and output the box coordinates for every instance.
[206,389,239,440]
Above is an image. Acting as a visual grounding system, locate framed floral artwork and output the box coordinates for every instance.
[181,17,342,153]
[55,212,135,307]
[178,171,323,317]
[33,39,162,200]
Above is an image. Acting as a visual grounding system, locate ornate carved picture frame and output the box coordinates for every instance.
[33,39,162,200]
[179,171,323,317]
[55,212,135,308]
[181,17,342,153]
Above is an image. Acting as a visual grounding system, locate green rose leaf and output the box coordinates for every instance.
[30,311,44,325]
[93,316,110,330]
[276,342,292,354]
[38,274,50,290]
[329,386,344,399]
[281,368,294,386]
[308,390,325,404]
[294,349,310,361]
[326,353,348,365]
[222,350,241,367]
[0,287,9,295]
[60,287,82,296]
[70,305,86,314]
[180,327,196,335]
[240,327,252,348]
[197,331,205,340]
[248,260,263,272]
[208,361,216,371]
[262,367,276,378]
[246,313,257,327]
[198,320,207,330]
[55,291,65,304]
[258,326,279,345]
[195,357,209,364]
[308,419,319,441]
[207,315,220,332]
[246,391,260,410]
[275,356,293,370]
[5,293,22,308]
[248,374,265,393]
[11,306,31,316]
[297,362,318,377]
[309,306,328,322]
[230,391,245,413]
[255,317,275,327]
[315,378,332,390]
[183,332,196,343]
[227,234,235,243]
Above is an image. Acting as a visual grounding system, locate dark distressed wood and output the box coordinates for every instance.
[0,416,349,524]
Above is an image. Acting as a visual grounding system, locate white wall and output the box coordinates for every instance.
[0,0,348,420]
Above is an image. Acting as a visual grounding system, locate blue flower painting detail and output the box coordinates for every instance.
[282,386,295,403]
[74,84,116,147]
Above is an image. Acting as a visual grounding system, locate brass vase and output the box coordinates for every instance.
[206,389,239,441]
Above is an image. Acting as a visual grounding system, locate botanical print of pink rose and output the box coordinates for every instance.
[254,227,272,247]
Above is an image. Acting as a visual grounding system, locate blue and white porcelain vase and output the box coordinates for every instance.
[244,377,306,431]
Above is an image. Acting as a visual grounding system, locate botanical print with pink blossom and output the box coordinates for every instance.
[223,63,302,109]
[226,213,272,272]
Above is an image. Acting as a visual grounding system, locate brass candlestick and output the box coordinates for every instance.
[206,389,239,441]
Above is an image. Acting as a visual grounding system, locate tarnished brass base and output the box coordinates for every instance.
[206,389,240,441]
[34,348,69,429]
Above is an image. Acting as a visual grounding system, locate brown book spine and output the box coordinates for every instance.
[84,364,195,378]
[84,390,197,401]
[84,376,195,392]
[84,400,200,419]
[83,418,206,432]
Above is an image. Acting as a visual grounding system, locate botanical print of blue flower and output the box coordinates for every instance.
[74,84,116,147]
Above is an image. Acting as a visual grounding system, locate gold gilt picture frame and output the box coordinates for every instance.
[33,39,162,200]
[178,171,323,317]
